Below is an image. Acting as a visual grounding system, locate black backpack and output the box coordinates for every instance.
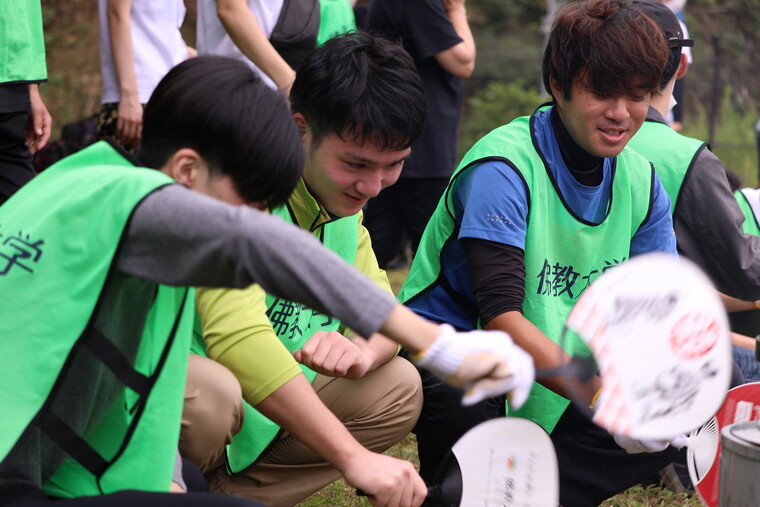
[269,0,320,70]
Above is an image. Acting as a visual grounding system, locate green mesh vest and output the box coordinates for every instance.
[0,1,47,83]
[0,141,195,497]
[316,0,356,45]
[191,203,358,474]
[627,118,706,215]
[400,112,655,432]
[735,189,760,236]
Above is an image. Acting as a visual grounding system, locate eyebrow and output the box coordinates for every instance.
[341,151,411,167]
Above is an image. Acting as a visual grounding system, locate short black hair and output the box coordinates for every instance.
[290,31,426,151]
[542,0,670,100]
[138,56,304,208]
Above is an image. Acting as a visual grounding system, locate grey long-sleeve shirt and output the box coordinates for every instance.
[120,184,396,338]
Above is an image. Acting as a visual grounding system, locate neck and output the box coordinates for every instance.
[650,78,678,118]
[551,107,603,186]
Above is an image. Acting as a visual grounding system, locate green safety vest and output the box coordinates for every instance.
[0,141,195,497]
[191,203,358,474]
[627,118,706,215]
[400,112,654,432]
[316,0,356,46]
[0,1,47,83]
[735,189,760,237]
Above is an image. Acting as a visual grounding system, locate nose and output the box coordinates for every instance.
[356,171,384,198]
[605,97,630,122]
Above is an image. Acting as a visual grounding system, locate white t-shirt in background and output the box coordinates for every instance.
[99,0,188,104]
[196,0,284,90]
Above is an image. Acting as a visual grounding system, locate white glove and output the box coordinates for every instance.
[412,324,535,407]
[613,433,687,454]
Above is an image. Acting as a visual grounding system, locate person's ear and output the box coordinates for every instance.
[292,113,309,142]
[675,52,689,80]
[163,148,207,187]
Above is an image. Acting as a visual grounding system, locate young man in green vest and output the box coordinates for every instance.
[181,33,524,507]
[397,1,688,505]
[0,55,534,507]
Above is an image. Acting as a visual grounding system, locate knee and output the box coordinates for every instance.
[180,354,244,470]
[377,356,424,431]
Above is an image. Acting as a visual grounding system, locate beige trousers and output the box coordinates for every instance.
[180,355,422,507]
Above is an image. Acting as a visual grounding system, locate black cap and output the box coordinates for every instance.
[630,0,694,48]
[631,0,694,87]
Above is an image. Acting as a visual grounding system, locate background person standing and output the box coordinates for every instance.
[363,0,476,269]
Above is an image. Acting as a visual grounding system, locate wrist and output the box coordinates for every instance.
[753,300,760,310]
[329,438,367,474]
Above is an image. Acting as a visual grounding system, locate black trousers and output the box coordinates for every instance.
[363,177,449,268]
[0,112,35,206]
[411,361,681,507]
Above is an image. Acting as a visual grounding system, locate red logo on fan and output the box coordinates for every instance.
[670,312,719,359]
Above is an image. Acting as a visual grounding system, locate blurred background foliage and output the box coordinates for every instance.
[40,0,759,183]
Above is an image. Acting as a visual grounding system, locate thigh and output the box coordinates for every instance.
[180,354,245,473]
[732,345,759,383]
[0,111,34,204]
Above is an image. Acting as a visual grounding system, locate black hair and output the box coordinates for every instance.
[290,31,426,151]
[542,0,670,100]
[138,56,304,208]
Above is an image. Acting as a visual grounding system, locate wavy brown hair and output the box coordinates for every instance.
[542,0,670,100]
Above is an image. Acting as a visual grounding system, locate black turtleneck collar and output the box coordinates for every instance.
[550,106,603,186]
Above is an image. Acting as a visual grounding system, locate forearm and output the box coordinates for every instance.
[720,292,756,313]
[106,0,139,100]
[485,311,598,401]
[379,305,441,355]
[445,3,475,70]
[254,374,368,473]
[732,332,757,351]
[216,0,295,90]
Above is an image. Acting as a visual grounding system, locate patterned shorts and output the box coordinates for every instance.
[97,102,139,154]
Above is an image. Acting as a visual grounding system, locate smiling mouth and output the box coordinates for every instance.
[598,127,628,142]
[345,194,367,205]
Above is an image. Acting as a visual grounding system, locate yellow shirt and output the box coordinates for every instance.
[196,178,392,405]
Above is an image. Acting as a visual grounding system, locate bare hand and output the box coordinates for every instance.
[344,452,427,507]
[293,331,372,379]
[26,84,52,155]
[116,94,143,147]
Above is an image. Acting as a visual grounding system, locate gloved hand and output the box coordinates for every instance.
[412,324,535,407]
[613,433,688,454]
